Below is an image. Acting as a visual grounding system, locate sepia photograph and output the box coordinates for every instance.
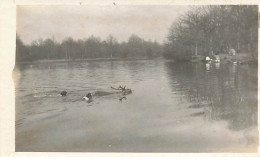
[14,4,258,152]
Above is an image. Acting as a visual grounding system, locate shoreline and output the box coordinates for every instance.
[218,53,257,64]
[15,57,163,65]
[15,53,257,65]
[189,53,257,64]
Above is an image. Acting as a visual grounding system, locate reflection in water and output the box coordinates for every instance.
[165,62,258,131]
[15,60,258,152]
[206,63,210,71]
[215,63,220,70]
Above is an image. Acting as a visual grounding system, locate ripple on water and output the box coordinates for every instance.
[15,60,258,152]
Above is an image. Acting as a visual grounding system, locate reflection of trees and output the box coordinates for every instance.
[165,61,257,131]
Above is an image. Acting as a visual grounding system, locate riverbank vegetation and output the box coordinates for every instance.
[16,34,163,62]
[164,5,258,61]
[16,5,258,63]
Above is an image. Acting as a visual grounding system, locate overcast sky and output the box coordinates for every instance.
[17,5,188,44]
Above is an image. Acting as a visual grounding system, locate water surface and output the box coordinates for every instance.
[14,59,258,152]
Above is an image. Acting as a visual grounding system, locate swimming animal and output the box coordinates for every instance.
[122,88,132,95]
[60,91,67,96]
[119,86,132,95]
[82,93,92,102]
[93,91,114,96]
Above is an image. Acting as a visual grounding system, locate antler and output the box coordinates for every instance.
[111,86,123,90]
[111,85,126,91]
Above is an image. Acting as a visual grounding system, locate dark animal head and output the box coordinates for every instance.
[60,91,67,96]
[86,93,92,98]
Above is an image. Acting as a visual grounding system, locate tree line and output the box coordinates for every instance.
[16,5,258,62]
[16,34,163,62]
[164,5,258,60]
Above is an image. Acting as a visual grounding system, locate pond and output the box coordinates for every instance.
[14,59,258,152]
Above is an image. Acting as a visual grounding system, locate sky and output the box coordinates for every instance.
[17,5,188,44]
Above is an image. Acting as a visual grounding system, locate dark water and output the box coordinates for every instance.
[14,59,258,152]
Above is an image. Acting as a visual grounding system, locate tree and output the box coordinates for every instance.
[106,35,118,58]
[16,34,164,61]
[61,37,74,59]
[164,5,258,60]
[16,35,30,62]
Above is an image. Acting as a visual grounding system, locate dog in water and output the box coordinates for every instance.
[82,93,92,102]
[60,90,67,96]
